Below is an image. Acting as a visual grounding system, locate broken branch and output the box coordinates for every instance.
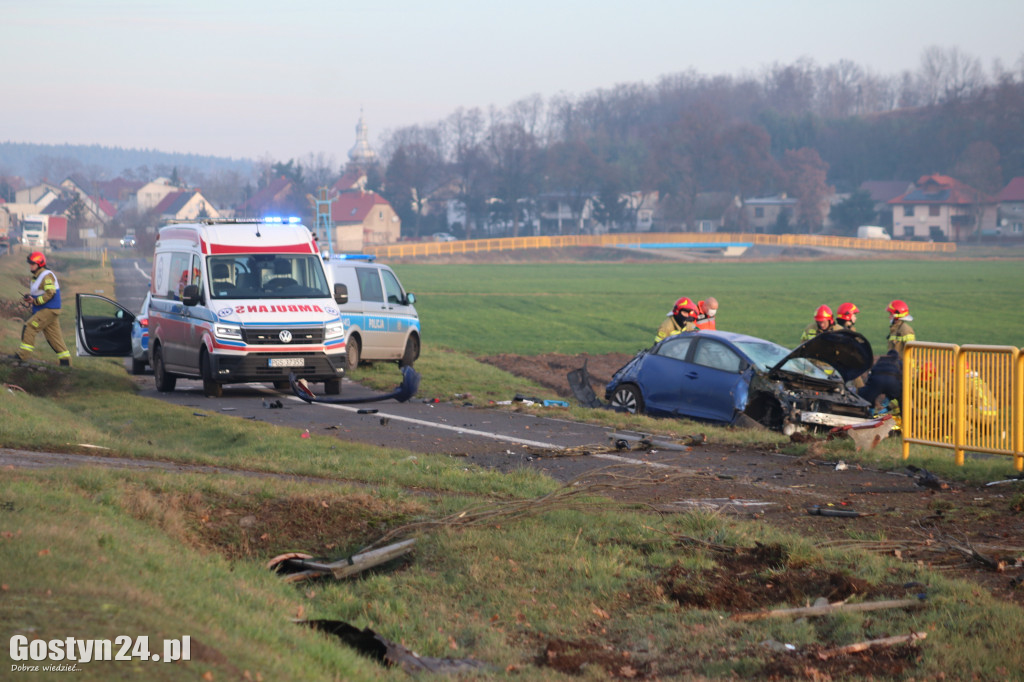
[732,598,923,622]
[817,631,927,659]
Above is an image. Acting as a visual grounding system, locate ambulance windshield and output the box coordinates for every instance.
[207,254,332,299]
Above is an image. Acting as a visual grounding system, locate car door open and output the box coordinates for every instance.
[76,294,135,357]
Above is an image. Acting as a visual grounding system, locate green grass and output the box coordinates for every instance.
[391,259,1024,354]
[4,250,1024,680]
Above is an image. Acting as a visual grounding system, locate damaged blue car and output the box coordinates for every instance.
[605,330,875,433]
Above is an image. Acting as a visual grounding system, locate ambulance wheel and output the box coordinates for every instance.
[153,346,177,392]
[399,335,419,367]
[201,351,223,398]
[345,336,361,371]
[324,379,341,395]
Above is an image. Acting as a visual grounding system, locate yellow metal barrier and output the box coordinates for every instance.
[903,342,1023,470]
[366,231,957,259]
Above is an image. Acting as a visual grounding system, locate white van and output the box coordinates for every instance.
[856,225,891,240]
[325,255,420,370]
[76,219,347,396]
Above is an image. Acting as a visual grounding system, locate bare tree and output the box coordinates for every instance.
[919,46,985,104]
[444,107,491,239]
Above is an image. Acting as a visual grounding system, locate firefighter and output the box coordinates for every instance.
[695,297,718,330]
[886,299,916,355]
[14,252,71,367]
[801,304,838,342]
[836,302,858,331]
[655,297,699,342]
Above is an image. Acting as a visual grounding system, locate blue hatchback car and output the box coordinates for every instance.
[605,330,874,432]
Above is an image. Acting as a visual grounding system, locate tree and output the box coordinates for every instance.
[781,148,833,233]
[829,190,877,235]
[487,97,543,237]
[383,125,444,239]
[444,107,492,239]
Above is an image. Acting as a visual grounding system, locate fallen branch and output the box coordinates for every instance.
[817,631,927,659]
[732,598,923,622]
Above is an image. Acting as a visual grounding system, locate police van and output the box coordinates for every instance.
[75,219,346,396]
[325,255,420,371]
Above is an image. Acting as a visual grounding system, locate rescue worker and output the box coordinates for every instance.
[886,299,916,356]
[15,252,71,367]
[801,304,838,342]
[695,297,718,331]
[836,302,858,331]
[859,349,902,411]
[655,297,699,342]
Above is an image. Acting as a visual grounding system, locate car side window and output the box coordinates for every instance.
[356,268,384,303]
[381,270,404,304]
[655,336,693,361]
[693,339,742,373]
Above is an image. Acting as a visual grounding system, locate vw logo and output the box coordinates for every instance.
[278,330,293,343]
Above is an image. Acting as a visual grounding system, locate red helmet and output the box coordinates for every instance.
[27,251,46,268]
[887,299,910,318]
[813,304,833,322]
[836,302,858,321]
[672,297,698,317]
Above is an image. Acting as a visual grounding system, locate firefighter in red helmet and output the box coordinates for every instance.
[801,304,838,342]
[655,296,699,342]
[13,252,71,367]
[836,302,858,331]
[886,299,916,355]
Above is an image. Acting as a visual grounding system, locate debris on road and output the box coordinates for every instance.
[807,505,874,518]
[829,415,894,451]
[905,465,952,491]
[289,366,420,405]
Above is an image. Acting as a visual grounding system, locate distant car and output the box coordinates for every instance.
[605,330,875,433]
[431,232,456,242]
[129,292,151,374]
[120,234,137,248]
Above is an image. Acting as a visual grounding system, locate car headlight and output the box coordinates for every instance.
[215,323,242,340]
[324,322,345,341]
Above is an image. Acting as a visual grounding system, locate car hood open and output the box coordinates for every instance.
[769,331,874,383]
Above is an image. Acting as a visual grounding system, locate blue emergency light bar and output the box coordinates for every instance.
[330,253,376,261]
[262,216,302,224]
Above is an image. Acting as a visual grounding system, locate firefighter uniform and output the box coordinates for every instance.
[18,266,71,366]
[886,318,916,356]
[801,320,838,342]
[656,316,697,342]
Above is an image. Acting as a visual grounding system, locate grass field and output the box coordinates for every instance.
[389,259,1024,356]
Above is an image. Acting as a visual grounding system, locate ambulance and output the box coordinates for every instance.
[75,218,347,397]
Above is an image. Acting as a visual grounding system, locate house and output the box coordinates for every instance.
[888,174,996,242]
[128,178,183,214]
[60,176,116,230]
[150,190,221,223]
[995,177,1024,239]
[327,190,400,251]
[738,194,799,233]
[859,180,913,225]
[692,192,742,233]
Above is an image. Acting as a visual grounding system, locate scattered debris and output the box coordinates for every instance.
[986,474,1024,487]
[817,631,927,660]
[834,461,848,471]
[829,415,894,451]
[905,465,952,491]
[290,366,420,405]
[566,360,604,408]
[732,597,924,622]
[263,399,283,409]
[807,505,874,518]
[608,431,703,452]
[357,408,378,414]
[267,539,417,583]
[302,619,490,674]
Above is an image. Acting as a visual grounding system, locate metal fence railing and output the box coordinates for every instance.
[365,232,957,259]
[902,342,1023,471]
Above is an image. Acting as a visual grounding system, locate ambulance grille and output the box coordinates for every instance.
[242,326,324,345]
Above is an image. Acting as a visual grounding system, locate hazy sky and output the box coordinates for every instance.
[3,0,1022,164]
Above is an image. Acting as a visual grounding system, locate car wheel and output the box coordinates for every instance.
[324,378,341,395]
[130,357,147,375]
[399,335,420,367]
[153,345,176,393]
[201,350,223,398]
[610,383,644,414]
[346,336,361,371]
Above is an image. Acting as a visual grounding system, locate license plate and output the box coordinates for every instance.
[269,358,304,368]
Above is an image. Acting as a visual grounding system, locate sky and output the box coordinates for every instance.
[3,0,1022,165]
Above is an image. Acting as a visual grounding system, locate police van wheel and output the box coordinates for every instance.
[324,379,341,395]
[345,337,361,371]
[201,352,223,398]
[399,335,420,368]
[153,346,176,393]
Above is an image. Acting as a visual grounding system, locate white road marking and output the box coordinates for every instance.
[134,262,151,280]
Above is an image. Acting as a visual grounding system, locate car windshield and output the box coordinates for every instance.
[207,254,331,299]
[734,339,831,379]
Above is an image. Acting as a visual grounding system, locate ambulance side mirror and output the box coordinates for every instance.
[182,284,201,306]
[333,283,348,305]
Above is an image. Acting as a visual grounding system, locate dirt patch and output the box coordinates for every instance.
[479,351,634,399]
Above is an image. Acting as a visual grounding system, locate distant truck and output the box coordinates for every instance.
[856,225,891,240]
[22,215,68,249]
